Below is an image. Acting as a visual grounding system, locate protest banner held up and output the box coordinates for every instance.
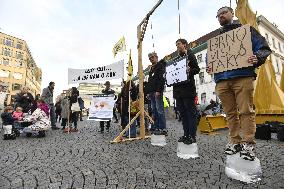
[166,57,188,86]
[207,25,253,74]
[88,94,116,121]
[68,60,124,84]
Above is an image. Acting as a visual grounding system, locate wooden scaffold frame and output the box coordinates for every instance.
[112,0,163,143]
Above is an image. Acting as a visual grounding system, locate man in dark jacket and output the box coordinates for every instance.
[174,39,200,145]
[100,81,115,133]
[211,6,271,161]
[147,52,167,135]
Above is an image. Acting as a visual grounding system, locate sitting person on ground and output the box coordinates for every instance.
[23,99,51,131]
[1,106,16,140]
[12,106,24,129]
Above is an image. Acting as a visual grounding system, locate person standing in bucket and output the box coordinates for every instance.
[174,39,200,145]
[209,6,271,160]
[147,52,167,135]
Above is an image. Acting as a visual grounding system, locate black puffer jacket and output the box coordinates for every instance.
[14,92,34,113]
[147,60,166,93]
[1,112,14,125]
[173,49,200,99]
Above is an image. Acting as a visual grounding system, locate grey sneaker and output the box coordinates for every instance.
[240,143,256,161]
[225,143,243,155]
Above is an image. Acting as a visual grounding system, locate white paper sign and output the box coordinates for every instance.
[88,94,116,121]
[68,60,124,84]
[166,57,187,86]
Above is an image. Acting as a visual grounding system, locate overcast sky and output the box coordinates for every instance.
[0,0,283,97]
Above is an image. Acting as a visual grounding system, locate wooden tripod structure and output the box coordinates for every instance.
[111,0,163,143]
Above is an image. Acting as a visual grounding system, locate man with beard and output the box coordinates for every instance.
[174,39,200,145]
[209,6,271,161]
[41,82,58,130]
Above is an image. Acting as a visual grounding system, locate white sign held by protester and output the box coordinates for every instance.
[88,94,116,121]
[166,57,187,86]
[68,60,124,84]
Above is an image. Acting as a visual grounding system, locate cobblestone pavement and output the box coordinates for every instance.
[0,119,283,189]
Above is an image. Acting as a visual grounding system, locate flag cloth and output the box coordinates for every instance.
[113,36,126,57]
[127,49,133,81]
[235,0,284,112]
[235,0,258,30]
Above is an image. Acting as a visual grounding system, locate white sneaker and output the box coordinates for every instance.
[225,143,242,155]
[240,143,256,161]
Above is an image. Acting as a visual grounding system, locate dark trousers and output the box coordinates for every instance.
[61,118,67,128]
[100,121,110,131]
[70,112,78,129]
[176,97,197,138]
[113,109,118,121]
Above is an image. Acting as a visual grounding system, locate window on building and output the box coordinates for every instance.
[2,58,9,66]
[276,59,280,73]
[12,84,22,91]
[197,54,203,63]
[278,42,282,53]
[272,38,277,49]
[265,33,270,44]
[16,51,23,60]
[199,72,205,84]
[4,38,13,47]
[201,93,206,104]
[2,47,12,57]
[15,60,23,67]
[16,43,22,50]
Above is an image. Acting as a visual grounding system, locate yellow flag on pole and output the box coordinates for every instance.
[113,36,126,57]
[235,0,258,30]
[127,49,133,81]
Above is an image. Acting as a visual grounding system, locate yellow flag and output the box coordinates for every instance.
[113,36,126,57]
[235,0,258,30]
[127,49,133,81]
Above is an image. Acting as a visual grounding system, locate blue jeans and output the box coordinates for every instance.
[122,116,137,137]
[149,93,166,130]
[176,97,197,138]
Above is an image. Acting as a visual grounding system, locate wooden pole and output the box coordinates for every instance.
[111,0,163,143]
[137,0,163,139]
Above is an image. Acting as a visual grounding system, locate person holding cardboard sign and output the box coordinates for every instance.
[208,6,271,161]
[174,39,200,145]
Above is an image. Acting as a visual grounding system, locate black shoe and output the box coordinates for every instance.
[114,120,118,123]
[106,128,110,132]
[99,130,104,133]
[183,137,193,145]
[178,136,187,143]
[161,129,168,136]
[61,127,65,130]
[52,127,59,130]
[80,119,83,121]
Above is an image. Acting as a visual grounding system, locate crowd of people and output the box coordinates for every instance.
[0,6,271,163]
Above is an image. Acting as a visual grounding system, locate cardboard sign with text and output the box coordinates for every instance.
[207,25,253,74]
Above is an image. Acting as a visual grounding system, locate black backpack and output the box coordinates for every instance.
[255,124,271,140]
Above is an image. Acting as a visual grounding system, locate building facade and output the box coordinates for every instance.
[0,32,42,105]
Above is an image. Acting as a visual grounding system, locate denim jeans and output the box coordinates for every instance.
[149,92,166,130]
[121,116,137,137]
[176,97,197,138]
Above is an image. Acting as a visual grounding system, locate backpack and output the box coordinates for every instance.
[255,124,271,140]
